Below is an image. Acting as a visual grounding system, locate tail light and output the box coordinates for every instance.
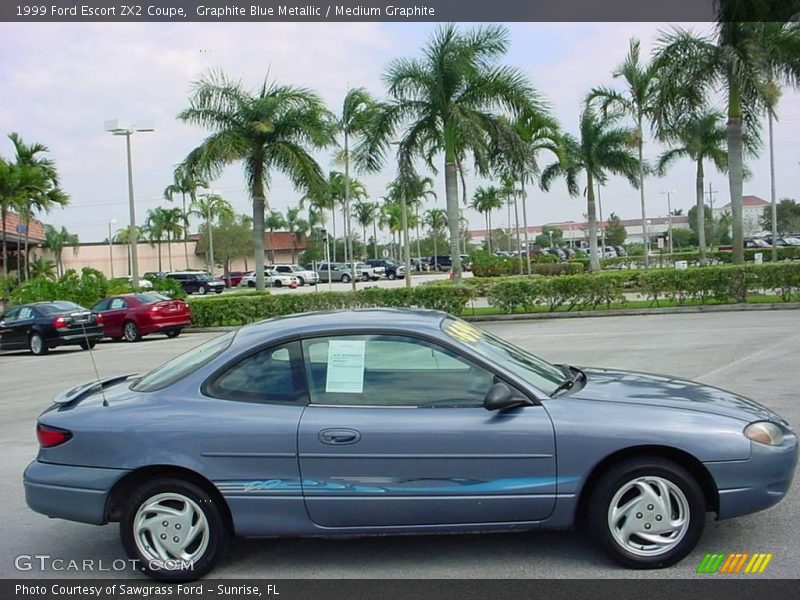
[53,316,67,329]
[95,313,104,324]
[36,423,72,448]
[151,305,161,312]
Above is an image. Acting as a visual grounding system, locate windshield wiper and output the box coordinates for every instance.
[551,364,578,397]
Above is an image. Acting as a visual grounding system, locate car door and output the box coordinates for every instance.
[6,306,36,349]
[102,297,128,338]
[297,333,557,528]
[0,307,22,349]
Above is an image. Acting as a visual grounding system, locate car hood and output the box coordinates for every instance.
[570,368,788,425]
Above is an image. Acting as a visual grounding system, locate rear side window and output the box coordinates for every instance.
[131,332,235,392]
[206,342,306,404]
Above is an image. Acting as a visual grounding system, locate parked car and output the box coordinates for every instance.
[114,275,153,290]
[91,293,191,342]
[365,258,405,280]
[24,309,797,579]
[271,264,318,286]
[563,248,577,259]
[240,269,298,288]
[547,248,566,261]
[143,272,167,280]
[165,271,225,295]
[0,301,103,355]
[428,255,452,271]
[355,261,383,281]
[460,254,472,272]
[221,271,246,288]
[603,246,618,258]
[614,246,628,257]
[316,262,363,283]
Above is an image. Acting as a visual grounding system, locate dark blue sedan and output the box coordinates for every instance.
[23,310,798,579]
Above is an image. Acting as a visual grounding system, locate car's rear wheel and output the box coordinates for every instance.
[361,273,370,282]
[341,274,351,283]
[79,339,97,350]
[388,272,396,280]
[197,285,207,295]
[588,457,705,569]
[165,329,181,339]
[29,333,48,355]
[120,478,226,581]
[123,321,141,343]
[273,280,282,288]
[297,277,305,286]
[247,280,255,288]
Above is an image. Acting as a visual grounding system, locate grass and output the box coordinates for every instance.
[464,294,795,317]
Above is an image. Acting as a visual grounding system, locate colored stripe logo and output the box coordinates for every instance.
[697,552,773,574]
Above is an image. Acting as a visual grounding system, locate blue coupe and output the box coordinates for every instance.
[23,310,797,579]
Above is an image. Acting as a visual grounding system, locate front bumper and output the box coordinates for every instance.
[705,431,798,520]
[23,460,129,525]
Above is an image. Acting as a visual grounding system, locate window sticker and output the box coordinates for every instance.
[325,340,366,393]
[443,319,484,346]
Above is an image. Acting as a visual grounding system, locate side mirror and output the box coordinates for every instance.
[483,382,533,411]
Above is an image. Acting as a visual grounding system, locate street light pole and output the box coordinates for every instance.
[105,120,153,289]
[660,190,675,255]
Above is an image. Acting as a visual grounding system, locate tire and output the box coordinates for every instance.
[79,339,97,350]
[165,329,181,339]
[120,478,226,581]
[273,280,282,288]
[588,457,705,569]
[29,332,48,355]
[247,280,255,288]
[123,321,141,343]
[297,277,305,286]
[361,273,370,282]
[388,272,396,280]
[197,285,207,295]
[341,274,351,283]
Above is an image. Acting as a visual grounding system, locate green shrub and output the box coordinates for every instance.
[11,268,115,307]
[188,285,476,328]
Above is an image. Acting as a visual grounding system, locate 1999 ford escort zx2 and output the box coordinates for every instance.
[24,310,798,579]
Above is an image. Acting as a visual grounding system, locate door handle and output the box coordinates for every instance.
[318,428,361,445]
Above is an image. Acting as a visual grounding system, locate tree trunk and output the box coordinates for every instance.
[208,220,215,274]
[330,208,337,262]
[727,81,745,265]
[637,114,649,268]
[587,173,599,272]
[167,232,173,271]
[444,132,462,282]
[1,209,7,279]
[344,132,356,291]
[415,205,422,270]
[372,216,378,260]
[487,212,493,253]
[182,192,189,269]
[521,181,531,275]
[401,196,411,288]
[23,217,30,281]
[157,240,162,272]
[696,158,707,265]
[253,175,267,291]
[769,110,778,262]
[513,191,522,274]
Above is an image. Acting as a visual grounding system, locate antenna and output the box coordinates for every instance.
[79,322,108,407]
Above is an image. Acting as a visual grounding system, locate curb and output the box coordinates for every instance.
[186,301,800,332]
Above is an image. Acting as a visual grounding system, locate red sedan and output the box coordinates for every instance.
[222,271,246,287]
[91,293,191,342]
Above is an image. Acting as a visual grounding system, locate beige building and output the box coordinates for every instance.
[59,232,309,278]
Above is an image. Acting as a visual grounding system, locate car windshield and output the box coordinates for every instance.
[36,301,84,315]
[131,332,235,392]
[134,293,171,305]
[441,317,568,396]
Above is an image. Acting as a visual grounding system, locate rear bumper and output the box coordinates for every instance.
[49,329,104,345]
[23,460,129,525]
[706,432,798,520]
[143,316,191,333]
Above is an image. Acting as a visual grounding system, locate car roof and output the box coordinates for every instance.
[231,308,448,349]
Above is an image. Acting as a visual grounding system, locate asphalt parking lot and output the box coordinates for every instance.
[1,310,798,579]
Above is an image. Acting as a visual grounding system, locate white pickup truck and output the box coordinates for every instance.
[271,264,319,286]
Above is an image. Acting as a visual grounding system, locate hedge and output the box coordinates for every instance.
[485,264,800,313]
[188,286,476,327]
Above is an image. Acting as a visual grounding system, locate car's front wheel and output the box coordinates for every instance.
[388,272,396,280]
[341,274,351,283]
[120,478,226,581]
[588,457,705,569]
[197,285,207,295]
[165,329,181,339]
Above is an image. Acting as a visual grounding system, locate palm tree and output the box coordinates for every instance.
[43,224,78,277]
[386,173,436,280]
[657,110,728,264]
[499,173,523,269]
[353,201,377,260]
[654,21,800,263]
[470,186,504,253]
[541,108,640,272]
[179,70,334,290]
[377,24,541,282]
[284,207,309,264]
[264,210,287,264]
[164,164,208,269]
[113,225,142,276]
[424,208,448,262]
[28,256,56,280]
[160,207,184,271]
[143,207,168,272]
[190,193,233,273]
[587,38,668,268]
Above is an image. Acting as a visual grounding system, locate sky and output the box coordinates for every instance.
[2,21,799,243]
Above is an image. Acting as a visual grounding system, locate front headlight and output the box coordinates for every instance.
[744,421,785,446]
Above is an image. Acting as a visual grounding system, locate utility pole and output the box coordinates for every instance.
[706,183,718,245]
[660,190,675,255]
[597,183,605,249]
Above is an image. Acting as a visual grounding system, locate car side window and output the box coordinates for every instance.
[301,335,495,408]
[3,308,20,321]
[93,299,110,311]
[207,341,307,405]
[18,307,34,320]
[109,298,127,310]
